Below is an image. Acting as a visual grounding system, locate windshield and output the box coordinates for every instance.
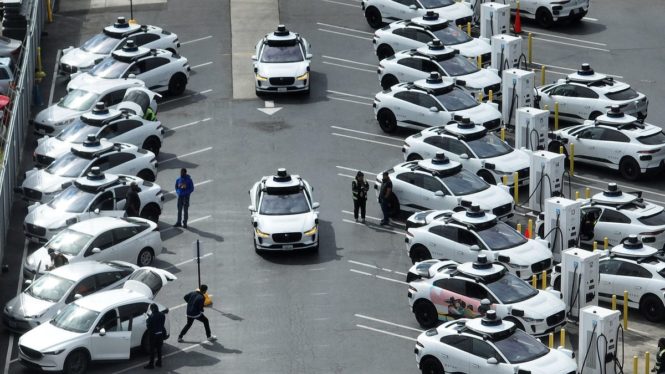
[432,27,472,45]
[26,273,75,303]
[50,303,100,333]
[80,33,120,55]
[440,169,489,196]
[56,120,98,143]
[638,209,665,226]
[58,89,99,111]
[494,329,549,363]
[485,273,538,304]
[439,56,479,77]
[260,45,304,63]
[45,229,93,256]
[637,131,665,145]
[88,57,129,79]
[435,87,479,111]
[606,88,639,101]
[476,221,528,250]
[259,191,310,215]
[46,153,89,178]
[47,185,96,213]
[419,0,455,8]
[467,133,513,159]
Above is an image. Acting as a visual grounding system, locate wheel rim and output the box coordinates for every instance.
[379,113,395,131]
[417,304,435,325]
[69,353,85,373]
[622,160,639,179]
[140,250,153,266]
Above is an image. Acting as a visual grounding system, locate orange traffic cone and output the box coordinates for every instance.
[514,2,522,34]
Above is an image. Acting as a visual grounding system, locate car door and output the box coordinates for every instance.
[432,278,469,321]
[468,338,513,374]
[580,206,602,244]
[111,225,142,262]
[597,208,632,246]
[105,152,138,175]
[416,92,448,127]
[395,172,425,210]
[438,334,472,373]
[87,190,125,218]
[421,136,447,159]
[573,126,606,166]
[118,302,151,347]
[395,57,425,82]
[615,261,652,308]
[428,225,469,262]
[545,84,575,121]
[457,228,485,263]
[113,185,131,211]
[460,281,493,318]
[83,230,116,261]
[598,259,624,303]
[95,270,130,291]
[137,56,171,90]
[90,308,131,360]
[106,119,144,145]
[385,0,419,21]
[420,174,453,209]
[573,85,601,120]
[597,128,630,167]
[393,91,423,126]
[391,28,423,51]
[64,275,98,303]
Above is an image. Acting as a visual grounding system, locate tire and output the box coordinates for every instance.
[168,73,188,96]
[589,111,603,120]
[63,350,89,374]
[137,169,156,182]
[406,153,423,162]
[410,244,432,264]
[365,7,383,29]
[536,8,554,28]
[377,109,397,133]
[137,247,155,266]
[376,44,395,61]
[380,74,399,90]
[140,203,161,223]
[505,317,525,331]
[477,170,496,185]
[420,357,445,374]
[571,10,587,22]
[619,157,641,181]
[142,136,162,156]
[640,294,665,322]
[414,300,439,328]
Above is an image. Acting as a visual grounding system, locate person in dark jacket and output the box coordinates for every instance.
[174,168,194,228]
[178,284,216,342]
[352,171,369,223]
[46,248,68,270]
[653,338,665,373]
[378,171,393,225]
[144,303,166,369]
[125,182,141,217]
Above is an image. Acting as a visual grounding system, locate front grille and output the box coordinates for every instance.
[455,16,472,26]
[546,310,565,327]
[482,118,500,130]
[492,203,512,217]
[19,345,42,359]
[531,258,552,274]
[3,315,32,331]
[272,232,302,243]
[25,223,46,237]
[269,77,295,86]
[23,188,42,201]
[517,167,530,179]
[33,123,54,134]
[60,63,77,74]
[35,154,54,166]
[483,83,501,95]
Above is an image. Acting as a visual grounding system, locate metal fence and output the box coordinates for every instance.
[0,0,45,263]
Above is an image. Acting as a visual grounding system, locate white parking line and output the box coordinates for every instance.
[322,55,377,67]
[331,125,404,141]
[343,219,402,234]
[356,324,417,341]
[159,146,213,164]
[167,117,212,132]
[318,28,373,41]
[161,89,213,105]
[336,165,378,175]
[532,61,623,78]
[355,314,423,332]
[48,49,61,107]
[322,0,359,7]
[111,340,213,373]
[348,260,407,276]
[191,61,213,70]
[341,210,405,228]
[583,16,598,21]
[531,37,610,52]
[316,22,374,35]
[180,35,213,45]
[327,90,373,100]
[323,61,376,73]
[350,268,407,284]
[332,132,402,148]
[523,29,607,46]
[4,240,29,372]
[160,215,213,233]
[166,180,213,195]
[328,96,373,106]
[164,252,214,270]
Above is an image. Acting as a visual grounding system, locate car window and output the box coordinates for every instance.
[458,229,481,247]
[606,88,639,101]
[550,84,576,97]
[434,278,466,295]
[416,93,442,110]
[617,262,652,278]
[124,33,160,47]
[0,67,10,80]
[397,57,422,71]
[600,129,630,143]
[107,152,136,168]
[101,89,128,107]
[574,86,599,99]
[90,156,111,172]
[447,139,472,156]
[599,259,622,275]
[127,270,163,295]
[96,270,126,289]
[421,60,441,75]
[393,28,418,41]
[143,57,170,71]
[637,131,665,146]
[86,230,115,255]
[421,175,443,193]
[441,335,473,353]
[578,127,605,140]
[599,209,631,224]
[414,29,433,43]
[107,120,143,137]
[66,275,97,303]
[96,309,120,332]
[90,190,115,211]
[118,302,150,331]
[429,225,458,240]
[394,91,419,105]
[424,136,448,149]
[114,185,131,204]
[397,172,423,187]
[113,226,141,243]
[473,339,502,360]
[393,0,418,6]
[464,281,489,300]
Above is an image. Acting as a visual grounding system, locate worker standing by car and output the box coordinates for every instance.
[352,171,369,223]
[144,303,166,369]
[174,168,194,228]
[378,171,393,225]
[125,182,141,217]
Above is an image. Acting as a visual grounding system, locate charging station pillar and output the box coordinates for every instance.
[579,305,621,374]
[480,2,510,40]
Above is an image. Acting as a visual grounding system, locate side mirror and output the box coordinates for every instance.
[511,308,525,317]
[306,53,313,59]
[434,191,445,197]
[486,357,498,365]
[497,254,510,263]
[429,106,438,113]
[91,247,101,254]
[409,4,417,10]
[253,221,258,228]
[128,74,136,79]
[469,245,480,251]
[460,153,469,160]
[74,293,83,300]
[312,202,320,209]
[94,208,100,214]
[23,279,32,287]
[251,55,257,61]
[99,328,106,336]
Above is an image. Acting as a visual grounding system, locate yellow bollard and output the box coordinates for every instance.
[541,270,547,290]
[502,175,508,186]
[500,127,505,141]
[612,294,617,310]
[513,172,519,203]
[540,65,546,86]
[604,237,609,249]
[527,219,533,239]
[575,191,580,200]
[554,102,560,131]
[517,223,522,234]
[569,143,575,176]
[488,90,494,102]
[477,55,482,68]
[46,0,53,23]
[646,351,650,374]
[35,47,47,80]
[531,274,537,289]
[634,356,639,374]
[623,290,629,330]
[467,21,472,36]
[478,91,484,103]
[548,333,554,348]
[559,145,564,155]
[560,328,566,348]
[528,33,533,65]
[585,187,591,199]
[593,241,597,251]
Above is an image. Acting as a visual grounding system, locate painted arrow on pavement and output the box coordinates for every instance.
[257,100,282,115]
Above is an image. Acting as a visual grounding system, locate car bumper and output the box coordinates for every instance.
[529,316,566,337]
[2,313,39,333]
[18,351,62,371]
[255,78,309,93]
[551,3,589,20]
[33,122,57,136]
[640,158,665,173]
[254,233,318,250]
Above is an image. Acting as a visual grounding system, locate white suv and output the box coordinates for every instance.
[361,0,473,29]
[511,0,590,28]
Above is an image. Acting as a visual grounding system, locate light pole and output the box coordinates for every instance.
[129,0,136,24]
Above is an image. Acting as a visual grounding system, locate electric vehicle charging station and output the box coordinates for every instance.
[544,197,581,262]
[579,305,622,374]
[528,151,565,212]
[515,107,550,151]
[501,68,534,126]
[479,2,510,40]
[490,34,522,72]
[562,248,599,322]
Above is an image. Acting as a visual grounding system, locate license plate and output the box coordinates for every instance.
[278,87,287,92]
[282,245,293,249]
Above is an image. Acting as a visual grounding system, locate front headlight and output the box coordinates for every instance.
[43,348,66,355]
[304,225,318,236]
[255,228,270,238]
[296,72,309,81]
[255,73,268,81]
[522,316,545,323]
[53,118,75,128]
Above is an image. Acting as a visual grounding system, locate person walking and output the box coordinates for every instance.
[125,182,141,217]
[144,303,166,369]
[653,338,665,373]
[174,168,194,228]
[352,171,369,223]
[378,171,393,225]
[178,285,216,343]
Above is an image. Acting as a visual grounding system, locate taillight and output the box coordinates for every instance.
[640,229,665,236]
[638,149,660,154]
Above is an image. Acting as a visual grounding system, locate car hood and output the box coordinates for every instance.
[22,170,71,194]
[511,289,564,319]
[35,138,71,160]
[461,69,501,90]
[5,292,55,319]
[25,204,77,230]
[490,150,530,173]
[34,105,81,126]
[516,349,578,374]
[60,47,103,69]
[25,246,74,273]
[257,61,309,78]
[463,185,513,210]
[455,38,491,58]
[498,240,552,267]
[455,103,501,123]
[256,212,316,233]
[427,3,473,20]
[67,73,105,92]
[19,320,83,352]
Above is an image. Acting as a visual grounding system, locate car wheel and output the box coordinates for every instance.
[477,170,496,185]
[140,203,161,223]
[380,74,399,90]
[505,317,525,331]
[142,136,162,156]
[420,357,444,374]
[137,247,155,266]
[365,6,383,29]
[63,350,89,374]
[410,244,432,264]
[377,109,397,133]
[168,73,188,96]
[619,157,641,181]
[137,169,156,182]
[414,299,439,328]
[589,111,603,120]
[406,153,423,162]
[376,44,395,61]
[640,294,665,322]
[254,239,265,255]
[535,8,554,28]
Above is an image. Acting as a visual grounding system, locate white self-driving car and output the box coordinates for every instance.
[513,0,590,28]
[33,82,157,136]
[68,40,190,96]
[407,256,565,336]
[19,138,157,204]
[406,207,553,279]
[548,106,665,180]
[24,168,164,243]
[414,310,577,374]
[373,12,490,61]
[249,169,320,254]
[34,102,164,167]
[374,72,501,133]
[361,0,473,29]
[535,63,648,124]
[253,25,312,95]
[378,39,501,95]
[23,217,163,279]
[375,153,514,219]
[403,118,529,186]
[17,268,174,373]
[59,17,180,75]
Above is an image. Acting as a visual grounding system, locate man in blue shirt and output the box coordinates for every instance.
[174,168,194,228]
